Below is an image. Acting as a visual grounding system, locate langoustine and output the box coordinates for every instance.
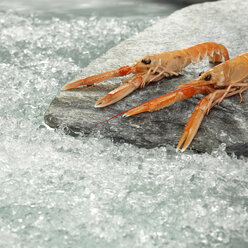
[62,42,229,107]
[123,52,248,151]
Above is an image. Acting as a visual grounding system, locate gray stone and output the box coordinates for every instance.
[44,0,248,157]
[174,0,217,4]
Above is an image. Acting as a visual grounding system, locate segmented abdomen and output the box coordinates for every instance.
[157,42,230,74]
[184,41,230,65]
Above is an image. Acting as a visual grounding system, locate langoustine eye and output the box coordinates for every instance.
[204,74,212,81]
[141,58,151,64]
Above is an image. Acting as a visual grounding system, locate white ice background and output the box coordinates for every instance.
[0,1,248,247]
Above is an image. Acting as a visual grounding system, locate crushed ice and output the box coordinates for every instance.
[0,6,248,248]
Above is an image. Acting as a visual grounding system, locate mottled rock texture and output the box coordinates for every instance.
[175,0,216,4]
[45,0,248,157]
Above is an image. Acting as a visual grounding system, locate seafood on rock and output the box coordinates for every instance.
[123,52,248,152]
[62,42,229,107]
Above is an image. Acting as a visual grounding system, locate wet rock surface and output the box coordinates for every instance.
[174,0,216,4]
[186,0,216,3]
[45,0,248,157]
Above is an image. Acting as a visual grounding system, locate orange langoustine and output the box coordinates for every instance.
[62,42,229,107]
[123,52,248,152]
